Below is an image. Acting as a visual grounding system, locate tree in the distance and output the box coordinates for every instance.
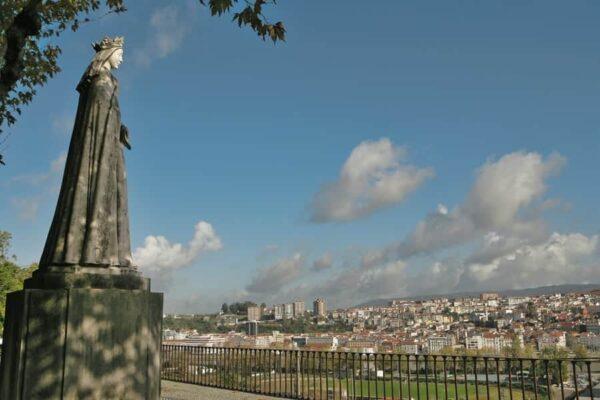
[0,230,37,335]
[0,0,285,164]
[0,230,13,259]
[538,346,570,384]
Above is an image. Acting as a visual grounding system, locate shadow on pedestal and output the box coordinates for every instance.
[0,281,163,400]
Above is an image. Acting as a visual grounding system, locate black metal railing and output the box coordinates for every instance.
[161,344,599,399]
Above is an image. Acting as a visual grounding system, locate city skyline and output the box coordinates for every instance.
[163,288,600,357]
[1,1,599,313]
[176,283,600,316]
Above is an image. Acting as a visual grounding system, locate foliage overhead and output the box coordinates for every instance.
[0,0,285,164]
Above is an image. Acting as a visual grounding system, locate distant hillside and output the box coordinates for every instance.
[357,283,600,307]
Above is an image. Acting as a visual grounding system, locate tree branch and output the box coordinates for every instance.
[0,0,43,98]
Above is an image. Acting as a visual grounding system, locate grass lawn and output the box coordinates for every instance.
[186,372,547,399]
[280,377,544,399]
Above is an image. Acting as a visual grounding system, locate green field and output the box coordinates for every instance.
[338,380,538,400]
[167,368,546,399]
[238,376,545,400]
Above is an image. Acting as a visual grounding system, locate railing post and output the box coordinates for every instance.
[558,360,565,400]
[484,357,490,400]
[495,357,501,400]
[351,352,356,399]
[375,353,379,400]
[442,355,448,400]
[507,358,513,400]
[325,351,330,400]
[299,350,303,399]
[463,356,469,400]
[544,359,551,400]
[452,356,459,400]
[433,355,439,400]
[586,361,594,400]
[398,354,404,400]
[424,354,430,400]
[474,356,479,400]
[416,355,421,400]
[532,358,539,400]
[319,351,323,400]
[407,354,412,400]
[572,360,580,400]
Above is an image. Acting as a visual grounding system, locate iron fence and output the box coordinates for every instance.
[161,344,599,399]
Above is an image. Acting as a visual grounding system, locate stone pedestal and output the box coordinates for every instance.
[0,287,162,400]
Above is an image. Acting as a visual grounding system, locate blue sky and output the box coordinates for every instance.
[1,0,599,313]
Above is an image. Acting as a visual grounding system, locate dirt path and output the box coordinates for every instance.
[161,380,290,400]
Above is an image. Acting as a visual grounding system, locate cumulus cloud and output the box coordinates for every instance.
[246,253,304,294]
[400,232,600,298]
[310,138,434,222]
[290,150,598,308]
[297,259,409,307]
[134,6,191,67]
[297,229,600,308]
[152,150,591,312]
[134,221,222,271]
[460,232,600,290]
[312,252,333,271]
[352,260,407,299]
[396,151,565,258]
[465,151,565,231]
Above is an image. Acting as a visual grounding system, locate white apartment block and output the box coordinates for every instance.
[427,336,455,353]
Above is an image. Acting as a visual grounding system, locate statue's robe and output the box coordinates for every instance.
[40,68,133,268]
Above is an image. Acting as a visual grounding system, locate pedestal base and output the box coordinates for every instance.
[0,288,163,400]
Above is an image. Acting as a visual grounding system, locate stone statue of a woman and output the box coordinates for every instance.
[30,36,144,289]
[3,38,161,400]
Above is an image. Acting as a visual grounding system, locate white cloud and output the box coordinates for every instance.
[461,232,599,290]
[134,221,222,271]
[297,229,600,309]
[134,6,191,67]
[291,150,597,308]
[310,138,434,222]
[298,259,408,307]
[396,151,565,258]
[152,150,593,313]
[246,253,304,294]
[465,151,565,231]
[312,252,333,271]
[354,260,407,298]
[437,203,448,215]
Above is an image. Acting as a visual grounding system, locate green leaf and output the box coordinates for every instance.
[209,0,234,16]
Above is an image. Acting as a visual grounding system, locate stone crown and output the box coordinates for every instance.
[93,36,124,52]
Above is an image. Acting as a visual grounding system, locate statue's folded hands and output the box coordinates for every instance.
[120,124,131,150]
